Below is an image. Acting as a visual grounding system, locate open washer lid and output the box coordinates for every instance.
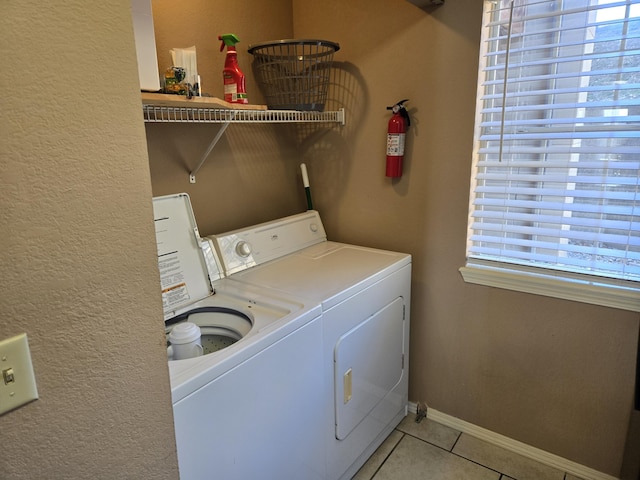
[153,193,223,320]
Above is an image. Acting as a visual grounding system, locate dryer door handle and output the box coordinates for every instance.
[343,368,353,404]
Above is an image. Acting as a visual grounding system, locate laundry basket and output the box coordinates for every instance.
[248,39,340,111]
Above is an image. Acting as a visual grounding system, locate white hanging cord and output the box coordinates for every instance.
[499,0,515,163]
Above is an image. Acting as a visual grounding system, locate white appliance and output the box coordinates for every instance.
[212,210,411,480]
[131,0,161,91]
[153,194,325,480]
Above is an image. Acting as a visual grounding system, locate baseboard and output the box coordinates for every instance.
[407,402,618,480]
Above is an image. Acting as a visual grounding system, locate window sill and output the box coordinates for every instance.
[459,261,640,312]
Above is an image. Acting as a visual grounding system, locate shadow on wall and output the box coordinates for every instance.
[280,61,369,211]
[145,60,369,232]
[622,408,640,479]
[406,1,443,14]
[404,0,483,44]
[621,329,640,480]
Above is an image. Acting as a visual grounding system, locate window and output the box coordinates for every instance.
[461,0,640,311]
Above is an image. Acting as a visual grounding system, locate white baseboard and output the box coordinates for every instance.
[407,402,618,480]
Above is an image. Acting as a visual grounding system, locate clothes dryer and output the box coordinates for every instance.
[153,194,325,480]
[212,210,411,480]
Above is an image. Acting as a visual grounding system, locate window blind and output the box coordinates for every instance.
[467,0,640,284]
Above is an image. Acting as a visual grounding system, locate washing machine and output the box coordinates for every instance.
[211,210,411,480]
[153,194,325,480]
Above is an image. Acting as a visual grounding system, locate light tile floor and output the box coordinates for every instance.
[353,416,587,480]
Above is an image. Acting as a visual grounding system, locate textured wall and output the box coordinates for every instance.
[0,1,179,478]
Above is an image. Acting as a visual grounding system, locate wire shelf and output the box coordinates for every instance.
[140,94,345,183]
[143,105,345,124]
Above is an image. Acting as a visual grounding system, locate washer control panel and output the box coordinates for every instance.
[212,210,327,275]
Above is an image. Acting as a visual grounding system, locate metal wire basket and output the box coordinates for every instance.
[248,39,340,112]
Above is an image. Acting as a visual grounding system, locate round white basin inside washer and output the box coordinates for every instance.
[166,307,254,357]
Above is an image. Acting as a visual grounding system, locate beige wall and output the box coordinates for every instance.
[147,0,639,477]
[299,1,639,476]
[299,1,640,476]
[147,0,303,233]
[4,0,636,478]
[1,1,178,479]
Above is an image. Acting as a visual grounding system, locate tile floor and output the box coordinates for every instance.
[353,416,587,480]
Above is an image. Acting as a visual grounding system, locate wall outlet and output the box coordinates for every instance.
[0,333,38,415]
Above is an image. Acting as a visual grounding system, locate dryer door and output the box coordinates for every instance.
[334,297,405,440]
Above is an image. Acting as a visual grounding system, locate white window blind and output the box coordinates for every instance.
[465,0,640,309]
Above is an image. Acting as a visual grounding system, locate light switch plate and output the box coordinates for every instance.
[0,333,38,415]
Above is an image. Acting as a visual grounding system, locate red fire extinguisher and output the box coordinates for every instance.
[386,99,410,178]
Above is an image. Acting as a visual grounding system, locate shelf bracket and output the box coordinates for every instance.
[189,112,236,183]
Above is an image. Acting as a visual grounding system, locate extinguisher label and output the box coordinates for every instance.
[387,133,405,156]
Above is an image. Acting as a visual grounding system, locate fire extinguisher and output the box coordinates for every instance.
[386,99,410,178]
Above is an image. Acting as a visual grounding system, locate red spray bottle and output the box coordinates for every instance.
[219,33,248,104]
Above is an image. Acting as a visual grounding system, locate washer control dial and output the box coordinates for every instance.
[235,241,252,258]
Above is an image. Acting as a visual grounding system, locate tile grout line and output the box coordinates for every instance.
[396,428,506,478]
[415,405,615,480]
[449,429,462,452]
[450,436,514,479]
[368,431,406,480]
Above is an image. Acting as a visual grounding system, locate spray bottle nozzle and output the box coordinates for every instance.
[219,33,241,52]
